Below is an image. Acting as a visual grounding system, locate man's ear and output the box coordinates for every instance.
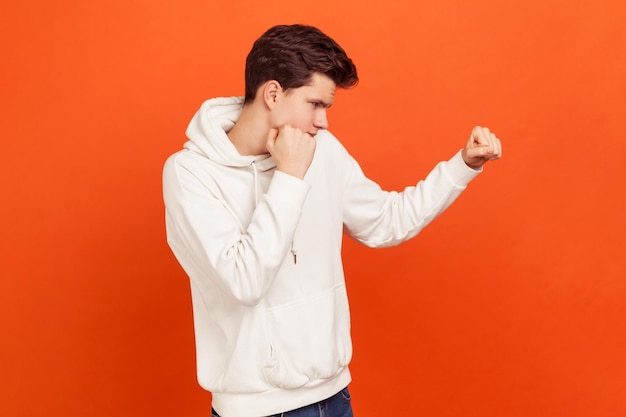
[263,80,282,109]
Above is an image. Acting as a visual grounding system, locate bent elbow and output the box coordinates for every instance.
[233,290,265,306]
[227,274,267,306]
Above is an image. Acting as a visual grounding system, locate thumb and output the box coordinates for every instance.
[471,126,500,150]
[266,128,279,152]
[466,145,493,159]
[470,127,489,147]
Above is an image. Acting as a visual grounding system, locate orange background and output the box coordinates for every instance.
[2,0,625,416]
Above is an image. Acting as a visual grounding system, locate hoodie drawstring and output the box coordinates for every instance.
[251,160,260,205]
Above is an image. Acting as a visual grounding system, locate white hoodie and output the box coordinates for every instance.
[162,97,481,417]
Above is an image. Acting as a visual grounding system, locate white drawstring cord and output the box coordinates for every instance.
[250,160,259,205]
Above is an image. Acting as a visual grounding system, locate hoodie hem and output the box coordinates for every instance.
[211,367,351,417]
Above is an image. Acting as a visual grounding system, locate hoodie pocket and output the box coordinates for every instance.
[262,284,352,389]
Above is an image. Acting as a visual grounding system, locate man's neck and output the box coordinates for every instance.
[227,105,270,156]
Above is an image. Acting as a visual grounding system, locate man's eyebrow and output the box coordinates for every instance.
[310,99,333,108]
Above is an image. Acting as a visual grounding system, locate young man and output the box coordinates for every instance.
[163,24,502,417]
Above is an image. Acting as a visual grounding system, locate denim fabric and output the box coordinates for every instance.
[211,387,353,417]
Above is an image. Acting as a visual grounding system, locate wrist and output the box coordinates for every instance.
[461,150,482,170]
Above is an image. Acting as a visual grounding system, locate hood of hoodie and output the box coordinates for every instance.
[184,96,276,172]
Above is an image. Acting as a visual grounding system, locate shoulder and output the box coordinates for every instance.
[163,145,208,175]
[315,130,350,157]
[311,130,363,181]
[163,148,216,195]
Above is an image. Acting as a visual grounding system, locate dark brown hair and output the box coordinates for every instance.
[244,24,358,103]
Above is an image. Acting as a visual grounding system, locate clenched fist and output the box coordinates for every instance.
[266,125,317,179]
[462,126,503,169]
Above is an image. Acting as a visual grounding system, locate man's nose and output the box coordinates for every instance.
[314,109,328,130]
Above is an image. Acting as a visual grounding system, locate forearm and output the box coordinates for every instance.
[344,150,480,247]
[165,168,310,305]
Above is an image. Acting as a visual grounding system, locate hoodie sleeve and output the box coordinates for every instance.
[163,153,310,306]
[342,149,481,247]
